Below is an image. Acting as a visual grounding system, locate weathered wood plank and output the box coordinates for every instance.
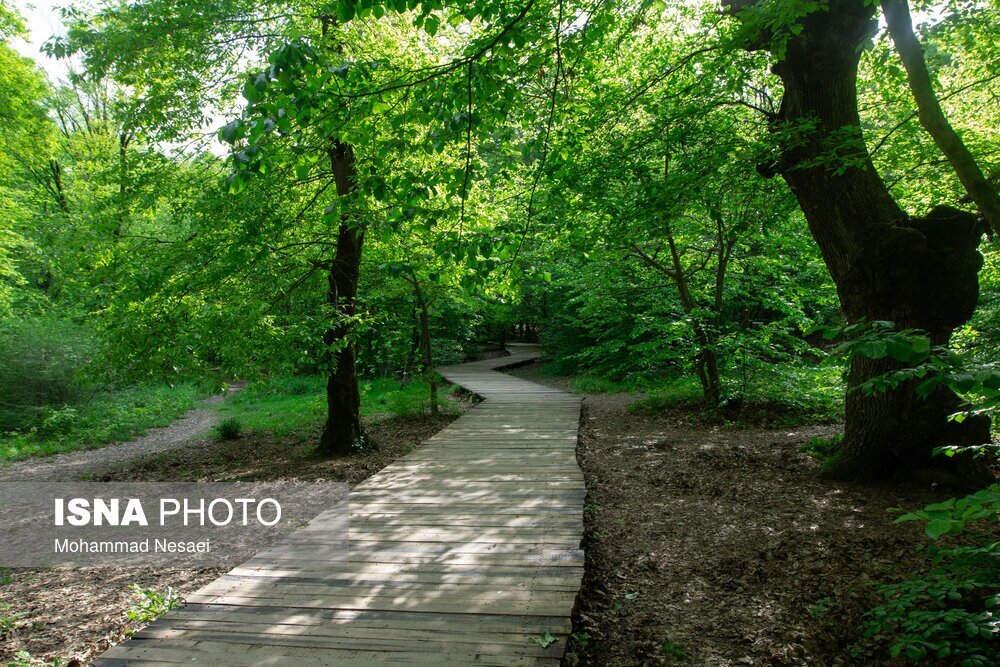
[96,344,584,666]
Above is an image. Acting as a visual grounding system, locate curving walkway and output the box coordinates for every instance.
[95,344,585,666]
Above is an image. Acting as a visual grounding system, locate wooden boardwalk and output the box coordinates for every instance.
[95,344,585,666]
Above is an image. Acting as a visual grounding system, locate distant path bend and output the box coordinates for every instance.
[0,397,223,482]
[96,343,586,665]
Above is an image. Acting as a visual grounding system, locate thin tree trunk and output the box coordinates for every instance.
[880,0,1000,232]
[405,311,420,377]
[49,160,69,213]
[410,275,438,416]
[114,132,131,239]
[630,215,723,408]
[319,139,368,456]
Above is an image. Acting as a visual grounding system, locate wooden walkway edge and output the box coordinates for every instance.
[95,344,585,666]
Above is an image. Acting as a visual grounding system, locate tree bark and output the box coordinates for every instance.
[319,139,369,456]
[114,132,131,239]
[410,274,438,417]
[880,0,1000,233]
[729,0,990,480]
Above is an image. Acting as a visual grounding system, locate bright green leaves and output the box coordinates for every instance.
[729,0,831,61]
[896,484,1000,539]
[823,320,934,365]
[225,172,246,195]
[825,319,1000,426]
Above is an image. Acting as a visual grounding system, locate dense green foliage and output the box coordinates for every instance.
[2,0,1000,658]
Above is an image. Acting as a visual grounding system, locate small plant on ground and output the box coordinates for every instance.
[1,601,24,635]
[534,630,558,648]
[214,416,243,440]
[800,433,843,462]
[5,652,63,667]
[350,434,377,454]
[662,637,689,659]
[125,585,183,635]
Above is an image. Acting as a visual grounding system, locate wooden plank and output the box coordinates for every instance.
[96,344,584,666]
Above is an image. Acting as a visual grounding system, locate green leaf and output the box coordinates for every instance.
[534,631,557,648]
[424,15,440,36]
[226,173,246,195]
[925,519,954,539]
[243,82,263,103]
[219,120,242,144]
[338,1,356,22]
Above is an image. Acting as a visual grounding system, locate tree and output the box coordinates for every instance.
[879,0,1000,231]
[727,0,993,480]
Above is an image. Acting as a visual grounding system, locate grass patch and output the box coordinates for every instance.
[628,376,704,413]
[800,432,844,462]
[0,383,203,463]
[214,417,243,441]
[571,376,636,394]
[217,376,462,436]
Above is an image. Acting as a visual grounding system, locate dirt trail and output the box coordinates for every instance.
[0,396,224,482]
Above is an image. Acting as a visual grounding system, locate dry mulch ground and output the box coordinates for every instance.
[508,365,987,667]
[0,412,461,665]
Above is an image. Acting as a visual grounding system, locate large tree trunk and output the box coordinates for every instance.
[319,140,368,456]
[730,0,989,480]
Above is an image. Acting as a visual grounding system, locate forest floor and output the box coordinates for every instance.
[506,363,980,666]
[3,361,989,666]
[0,407,465,665]
[0,395,224,482]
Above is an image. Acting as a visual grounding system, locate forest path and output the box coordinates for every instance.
[95,344,586,666]
[0,396,225,482]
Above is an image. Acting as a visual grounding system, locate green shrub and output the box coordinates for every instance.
[36,405,79,437]
[860,485,1000,664]
[628,376,704,414]
[571,376,632,394]
[827,322,1000,664]
[125,585,183,635]
[214,417,243,440]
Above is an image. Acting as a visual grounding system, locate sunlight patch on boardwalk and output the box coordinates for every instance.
[95,344,585,666]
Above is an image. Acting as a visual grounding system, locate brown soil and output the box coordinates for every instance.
[94,413,456,483]
[504,367,983,667]
[0,413,459,666]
